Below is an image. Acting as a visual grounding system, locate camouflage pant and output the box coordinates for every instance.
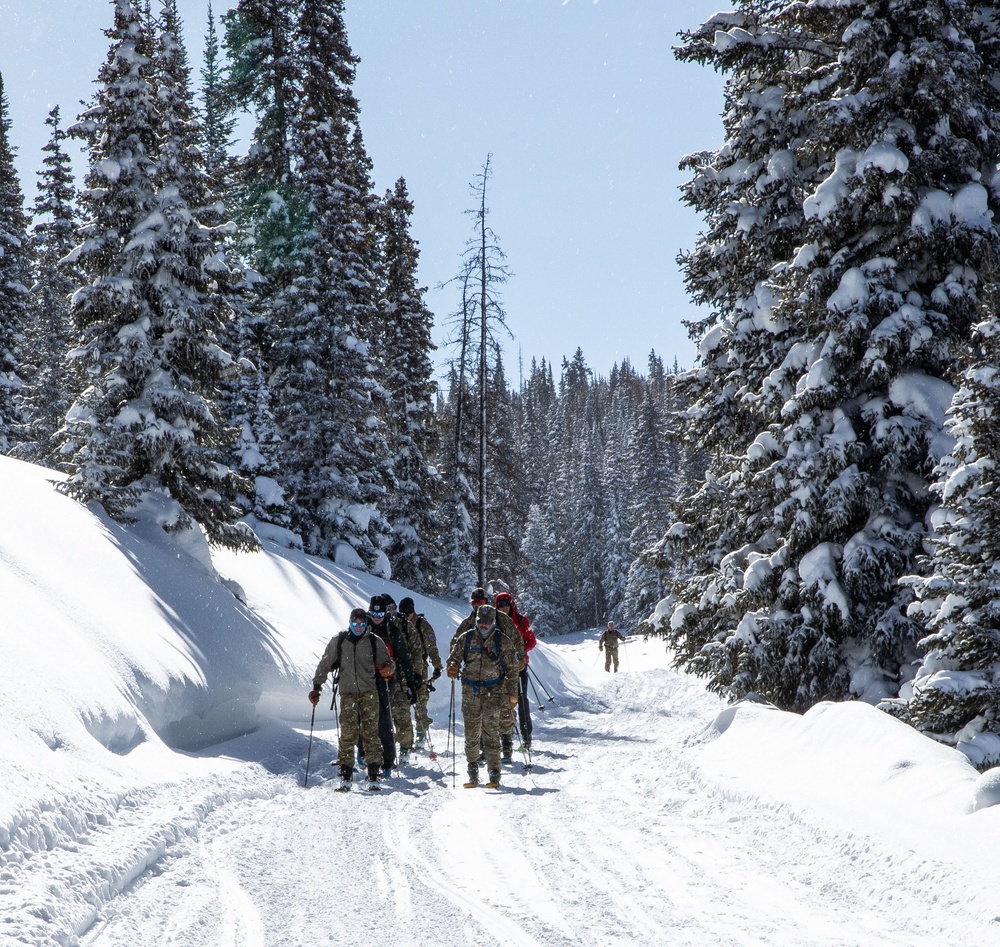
[392,679,414,750]
[461,684,505,771]
[604,645,619,672]
[339,691,382,769]
[414,677,433,733]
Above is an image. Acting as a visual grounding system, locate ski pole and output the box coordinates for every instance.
[303,703,317,788]
[527,663,555,703]
[526,670,545,712]
[450,679,457,788]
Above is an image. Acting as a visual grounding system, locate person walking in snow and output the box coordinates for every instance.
[451,588,525,766]
[309,607,395,791]
[495,591,537,752]
[399,596,442,747]
[599,621,627,673]
[380,594,420,766]
[446,604,523,789]
[449,586,491,650]
[361,595,408,775]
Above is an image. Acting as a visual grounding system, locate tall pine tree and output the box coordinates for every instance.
[0,73,31,451]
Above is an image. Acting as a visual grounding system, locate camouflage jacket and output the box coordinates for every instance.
[447,619,523,698]
[406,613,442,675]
[312,629,394,696]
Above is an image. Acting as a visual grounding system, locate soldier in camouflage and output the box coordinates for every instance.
[309,607,395,791]
[446,604,524,789]
[380,594,420,766]
[599,621,627,672]
[399,596,443,744]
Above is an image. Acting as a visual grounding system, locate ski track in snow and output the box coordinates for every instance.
[5,643,999,947]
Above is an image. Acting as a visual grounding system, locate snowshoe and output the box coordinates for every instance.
[399,747,411,766]
[335,766,352,793]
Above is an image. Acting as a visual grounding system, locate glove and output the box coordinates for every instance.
[308,690,320,707]
[431,667,442,682]
[378,665,394,680]
[446,664,459,679]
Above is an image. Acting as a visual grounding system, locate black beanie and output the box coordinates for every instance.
[369,594,385,611]
[400,596,415,615]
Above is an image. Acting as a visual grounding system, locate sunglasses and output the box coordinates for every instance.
[387,604,398,612]
[370,611,385,618]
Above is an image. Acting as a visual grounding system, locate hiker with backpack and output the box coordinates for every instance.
[362,594,410,775]
[309,607,395,792]
[380,594,421,766]
[399,596,442,748]
[446,604,524,789]
[450,587,525,765]
[494,591,537,753]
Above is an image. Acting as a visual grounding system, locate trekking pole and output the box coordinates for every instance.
[622,640,631,672]
[449,679,457,788]
[303,703,317,788]
[527,664,555,703]
[526,670,545,712]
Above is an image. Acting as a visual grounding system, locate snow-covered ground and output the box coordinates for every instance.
[3,453,1000,947]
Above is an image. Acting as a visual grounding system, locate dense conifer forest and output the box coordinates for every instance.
[3,0,1000,767]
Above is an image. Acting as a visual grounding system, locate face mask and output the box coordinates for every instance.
[349,620,367,637]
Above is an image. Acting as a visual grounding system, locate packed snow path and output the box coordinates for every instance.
[6,636,999,947]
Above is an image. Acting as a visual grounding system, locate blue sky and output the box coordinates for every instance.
[0,0,726,380]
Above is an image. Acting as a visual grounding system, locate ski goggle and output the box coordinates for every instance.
[370,611,385,618]
[386,604,398,613]
[350,620,367,629]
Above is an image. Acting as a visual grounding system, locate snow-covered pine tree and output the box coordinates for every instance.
[518,499,561,635]
[621,384,674,630]
[266,0,391,571]
[376,176,442,589]
[15,106,80,467]
[436,366,478,596]
[199,2,237,187]
[894,260,1000,767]
[222,0,305,291]
[485,353,528,590]
[663,0,1000,710]
[0,72,31,451]
[61,0,254,550]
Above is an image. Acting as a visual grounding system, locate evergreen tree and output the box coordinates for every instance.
[485,353,528,589]
[376,177,442,588]
[663,0,1000,710]
[267,0,390,569]
[15,106,80,466]
[223,0,305,287]
[200,2,237,185]
[0,72,31,450]
[61,0,253,550]
[894,265,1000,766]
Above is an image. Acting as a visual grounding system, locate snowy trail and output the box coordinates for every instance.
[9,638,1000,947]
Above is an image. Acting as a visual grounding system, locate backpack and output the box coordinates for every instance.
[462,623,506,692]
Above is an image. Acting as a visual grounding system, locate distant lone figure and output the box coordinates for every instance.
[599,621,627,673]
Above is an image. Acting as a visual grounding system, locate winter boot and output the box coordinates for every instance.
[399,747,411,766]
[415,730,427,750]
[500,735,513,765]
[336,765,352,793]
[367,763,382,792]
[463,764,480,789]
[485,769,501,789]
